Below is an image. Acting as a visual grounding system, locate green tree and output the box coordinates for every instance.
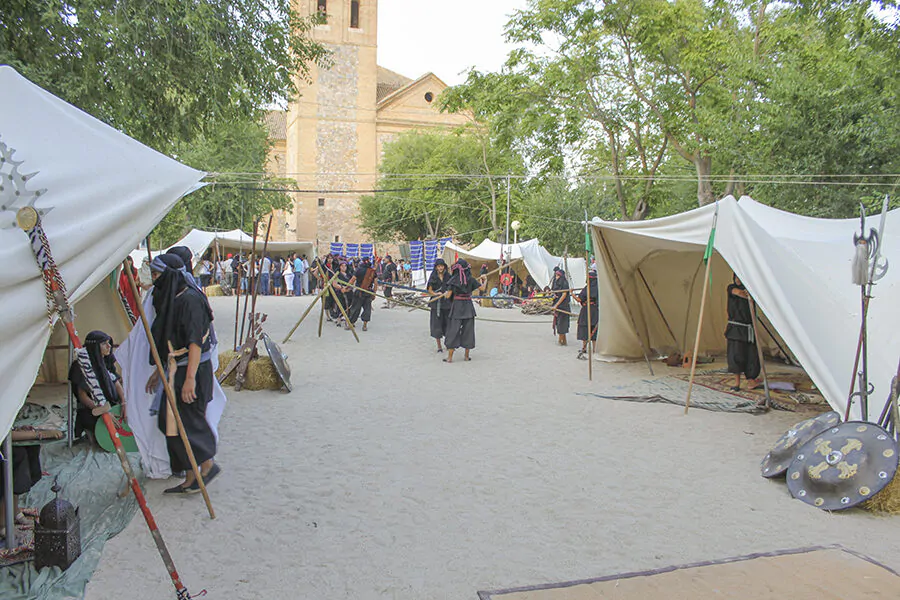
[359,129,525,244]
[149,120,293,248]
[0,0,328,150]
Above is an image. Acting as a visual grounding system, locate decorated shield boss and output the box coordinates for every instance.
[786,421,898,511]
[761,411,841,478]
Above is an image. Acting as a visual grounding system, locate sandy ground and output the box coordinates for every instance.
[86,295,900,599]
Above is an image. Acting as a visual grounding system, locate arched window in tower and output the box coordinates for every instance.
[317,0,327,23]
[350,0,360,29]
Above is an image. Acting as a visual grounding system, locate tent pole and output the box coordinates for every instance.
[3,434,14,549]
[748,296,772,409]
[596,229,655,376]
[67,338,74,448]
[683,254,713,415]
[585,218,593,381]
[636,268,678,346]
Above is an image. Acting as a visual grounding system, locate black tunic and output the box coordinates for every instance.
[446,274,481,349]
[551,274,571,335]
[577,279,599,342]
[427,270,452,339]
[725,284,760,378]
[157,287,216,471]
[332,269,352,317]
[349,265,375,324]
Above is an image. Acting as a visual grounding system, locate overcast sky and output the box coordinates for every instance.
[376,0,529,85]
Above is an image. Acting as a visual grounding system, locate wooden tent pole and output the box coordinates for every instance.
[748,295,772,409]
[123,262,216,519]
[282,271,340,343]
[596,229,654,376]
[684,205,720,415]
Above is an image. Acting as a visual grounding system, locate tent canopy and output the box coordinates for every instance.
[132,228,315,267]
[0,66,204,438]
[589,195,900,419]
[443,238,587,290]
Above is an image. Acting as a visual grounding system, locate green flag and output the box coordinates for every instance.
[585,228,592,253]
[703,224,716,263]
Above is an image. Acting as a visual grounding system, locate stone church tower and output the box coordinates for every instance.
[266,0,469,252]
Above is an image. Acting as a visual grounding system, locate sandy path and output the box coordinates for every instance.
[86,295,900,599]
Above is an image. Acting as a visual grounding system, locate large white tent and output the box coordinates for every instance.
[443,238,587,290]
[0,66,205,438]
[589,195,900,419]
[131,228,315,267]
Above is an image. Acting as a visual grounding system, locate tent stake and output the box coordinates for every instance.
[596,229,654,376]
[123,262,216,519]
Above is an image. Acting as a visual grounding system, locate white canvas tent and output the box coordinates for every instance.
[589,195,900,419]
[0,66,205,438]
[131,228,315,267]
[443,238,587,290]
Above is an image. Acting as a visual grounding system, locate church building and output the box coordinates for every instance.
[265,0,469,252]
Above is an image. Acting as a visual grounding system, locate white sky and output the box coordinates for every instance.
[376,0,529,85]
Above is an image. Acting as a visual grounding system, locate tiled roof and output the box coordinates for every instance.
[377,65,412,103]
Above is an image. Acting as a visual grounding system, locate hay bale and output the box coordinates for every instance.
[863,471,900,514]
[206,284,225,297]
[216,350,284,391]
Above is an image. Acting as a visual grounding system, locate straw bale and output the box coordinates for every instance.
[863,471,900,514]
[216,350,283,391]
[206,284,225,297]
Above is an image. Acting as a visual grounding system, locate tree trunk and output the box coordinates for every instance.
[695,155,715,206]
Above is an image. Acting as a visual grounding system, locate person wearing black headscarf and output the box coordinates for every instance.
[442,258,486,363]
[147,253,220,494]
[332,261,353,327]
[348,256,377,331]
[551,267,571,346]
[576,270,599,359]
[427,258,452,352]
[68,330,125,438]
[725,274,761,390]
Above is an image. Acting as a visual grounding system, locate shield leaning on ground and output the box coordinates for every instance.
[786,421,899,511]
[262,333,292,392]
[761,411,842,478]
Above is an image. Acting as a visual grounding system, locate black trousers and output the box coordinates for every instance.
[158,361,216,472]
[555,312,570,335]
[727,339,761,379]
[349,292,373,323]
[430,305,449,339]
[446,317,475,349]
[577,305,599,341]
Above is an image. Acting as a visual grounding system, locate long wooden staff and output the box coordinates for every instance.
[326,278,360,343]
[282,271,340,343]
[239,222,258,346]
[248,215,273,334]
[684,207,719,415]
[232,256,241,351]
[585,220,593,381]
[18,208,196,598]
[748,295,772,409]
[123,263,215,519]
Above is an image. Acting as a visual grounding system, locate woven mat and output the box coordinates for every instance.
[478,546,899,600]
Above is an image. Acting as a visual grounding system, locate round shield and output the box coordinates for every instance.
[786,421,898,511]
[760,411,841,478]
[262,333,292,392]
[95,404,139,453]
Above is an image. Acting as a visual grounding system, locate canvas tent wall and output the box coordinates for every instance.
[132,228,315,268]
[442,238,587,291]
[0,66,205,439]
[589,195,900,419]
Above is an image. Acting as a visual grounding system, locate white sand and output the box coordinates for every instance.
[86,296,900,599]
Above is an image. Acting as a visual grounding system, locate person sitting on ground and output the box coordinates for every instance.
[68,330,126,440]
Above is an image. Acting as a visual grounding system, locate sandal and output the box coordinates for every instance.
[163,483,191,495]
[442,358,452,363]
[730,386,741,392]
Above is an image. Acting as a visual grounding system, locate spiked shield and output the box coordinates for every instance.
[262,333,292,392]
[760,411,841,478]
[786,421,898,510]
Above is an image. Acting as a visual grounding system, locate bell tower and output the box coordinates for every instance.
[283,0,379,252]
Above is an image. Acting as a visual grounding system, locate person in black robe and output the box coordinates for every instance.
[576,270,599,359]
[443,259,486,363]
[427,258,452,352]
[321,255,337,320]
[348,257,377,331]
[332,261,353,327]
[381,255,398,307]
[146,254,220,495]
[725,274,761,390]
[68,330,125,439]
[551,267,571,346]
